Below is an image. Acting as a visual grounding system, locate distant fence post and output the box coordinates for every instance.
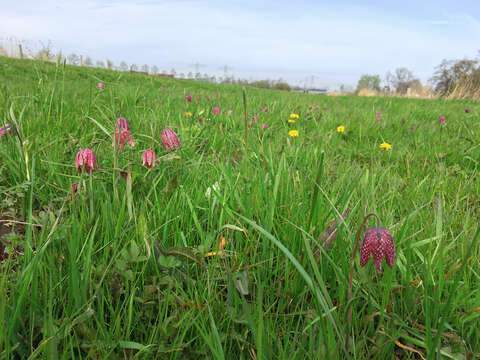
[18,44,23,59]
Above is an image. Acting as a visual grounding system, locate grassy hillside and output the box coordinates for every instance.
[1,56,479,359]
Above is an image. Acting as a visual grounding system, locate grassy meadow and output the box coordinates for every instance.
[0,56,479,359]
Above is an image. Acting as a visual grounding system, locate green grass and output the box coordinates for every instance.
[0,56,479,359]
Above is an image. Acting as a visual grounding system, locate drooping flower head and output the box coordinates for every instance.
[264,106,268,112]
[114,118,133,150]
[70,182,79,201]
[0,123,12,138]
[315,105,320,110]
[308,105,313,111]
[439,115,446,124]
[252,116,257,123]
[97,82,105,90]
[322,106,327,111]
[161,128,181,152]
[262,123,269,130]
[142,149,157,168]
[116,117,130,131]
[465,108,470,113]
[196,95,201,103]
[186,94,192,103]
[72,182,78,194]
[75,149,98,174]
[360,227,396,273]
[376,117,382,123]
[376,111,381,116]
[115,129,134,151]
[213,106,221,115]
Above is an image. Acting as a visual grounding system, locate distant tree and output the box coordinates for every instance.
[250,80,271,89]
[36,47,56,62]
[130,64,138,72]
[203,73,209,81]
[178,73,185,78]
[195,72,201,80]
[96,60,105,68]
[151,65,159,75]
[385,67,419,94]
[356,74,381,92]
[187,72,193,79]
[67,53,80,65]
[84,56,93,66]
[106,59,114,70]
[141,64,149,73]
[397,78,423,95]
[119,61,128,71]
[273,82,291,91]
[430,58,479,95]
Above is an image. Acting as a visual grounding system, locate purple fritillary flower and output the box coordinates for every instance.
[161,128,181,152]
[360,227,396,273]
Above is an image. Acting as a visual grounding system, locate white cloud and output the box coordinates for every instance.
[1,0,479,87]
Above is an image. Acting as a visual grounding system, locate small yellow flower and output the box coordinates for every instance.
[289,130,299,137]
[185,112,192,117]
[380,142,392,150]
[290,113,299,119]
[337,125,345,133]
[288,119,296,123]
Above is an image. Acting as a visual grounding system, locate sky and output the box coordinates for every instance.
[1,0,479,89]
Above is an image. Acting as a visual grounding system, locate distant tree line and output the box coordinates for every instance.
[52,52,294,91]
[356,50,480,99]
[356,68,423,95]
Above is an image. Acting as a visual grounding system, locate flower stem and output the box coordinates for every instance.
[242,87,248,149]
[345,212,380,350]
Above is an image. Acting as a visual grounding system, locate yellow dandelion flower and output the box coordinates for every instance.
[337,125,345,133]
[289,130,299,137]
[288,119,296,123]
[290,113,299,119]
[380,142,392,150]
[185,112,192,117]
